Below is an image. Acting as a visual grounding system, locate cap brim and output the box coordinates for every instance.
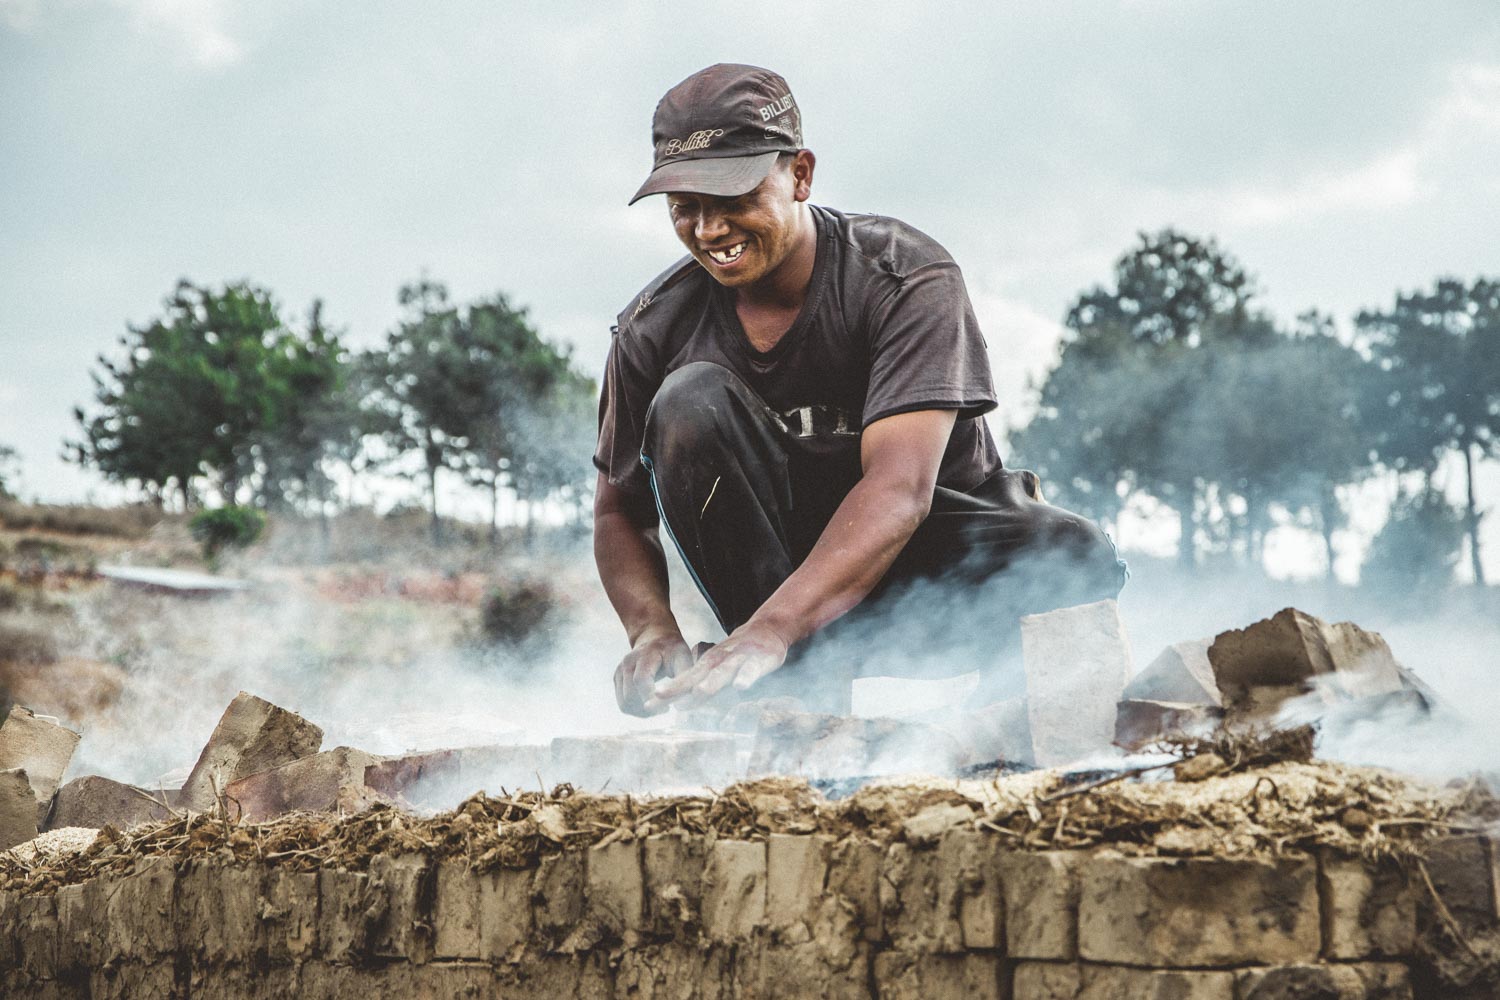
[628,150,782,205]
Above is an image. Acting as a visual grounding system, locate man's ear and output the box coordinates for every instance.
[791,149,816,202]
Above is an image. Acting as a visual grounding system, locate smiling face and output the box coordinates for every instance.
[665,150,816,292]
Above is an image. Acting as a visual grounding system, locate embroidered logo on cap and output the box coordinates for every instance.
[663,129,725,156]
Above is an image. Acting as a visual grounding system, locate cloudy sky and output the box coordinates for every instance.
[2,1,1497,568]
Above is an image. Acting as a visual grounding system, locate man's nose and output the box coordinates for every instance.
[694,207,730,243]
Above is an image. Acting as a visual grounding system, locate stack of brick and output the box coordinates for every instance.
[3,820,1482,997]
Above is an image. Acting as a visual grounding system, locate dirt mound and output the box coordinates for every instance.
[5,757,1494,899]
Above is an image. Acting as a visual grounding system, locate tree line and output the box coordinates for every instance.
[69,278,597,543]
[1012,228,1498,586]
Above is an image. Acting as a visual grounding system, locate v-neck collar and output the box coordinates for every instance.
[712,205,832,369]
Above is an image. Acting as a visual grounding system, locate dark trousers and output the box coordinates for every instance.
[640,362,1127,705]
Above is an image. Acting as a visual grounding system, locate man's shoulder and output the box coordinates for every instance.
[817,206,958,281]
[613,254,708,338]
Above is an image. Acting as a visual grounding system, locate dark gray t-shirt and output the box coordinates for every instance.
[595,205,1001,496]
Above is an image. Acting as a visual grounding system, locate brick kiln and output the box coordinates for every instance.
[0,605,1495,998]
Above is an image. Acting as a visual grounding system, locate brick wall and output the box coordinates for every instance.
[3,833,1495,998]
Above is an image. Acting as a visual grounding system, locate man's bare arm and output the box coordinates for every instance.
[593,473,692,715]
[649,408,957,707]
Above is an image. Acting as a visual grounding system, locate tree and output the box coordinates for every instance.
[1018,229,1267,568]
[1362,485,1465,598]
[362,279,474,544]
[0,444,18,500]
[254,301,365,525]
[1358,278,1500,585]
[72,281,289,507]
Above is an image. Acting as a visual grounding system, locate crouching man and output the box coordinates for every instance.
[594,64,1126,717]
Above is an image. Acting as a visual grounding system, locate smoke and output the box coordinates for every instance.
[57,527,712,789]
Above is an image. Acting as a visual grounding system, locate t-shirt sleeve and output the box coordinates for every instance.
[861,261,998,427]
[593,327,658,495]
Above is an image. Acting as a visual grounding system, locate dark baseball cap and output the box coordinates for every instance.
[629,63,803,205]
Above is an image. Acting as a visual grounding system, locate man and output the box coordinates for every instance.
[595,64,1125,718]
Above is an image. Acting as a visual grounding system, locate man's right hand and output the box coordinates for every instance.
[613,626,693,717]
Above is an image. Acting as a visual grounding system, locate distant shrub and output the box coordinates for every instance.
[1362,487,1464,596]
[0,499,164,539]
[190,506,267,561]
[0,621,58,666]
[0,581,20,613]
[480,580,557,646]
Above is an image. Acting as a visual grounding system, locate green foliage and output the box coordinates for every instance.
[1361,486,1465,595]
[0,445,18,500]
[363,281,597,543]
[1357,277,1499,583]
[71,281,357,511]
[1014,232,1382,572]
[190,505,267,560]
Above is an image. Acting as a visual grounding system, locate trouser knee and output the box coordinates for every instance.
[641,362,752,466]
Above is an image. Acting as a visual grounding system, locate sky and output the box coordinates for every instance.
[2,0,1497,576]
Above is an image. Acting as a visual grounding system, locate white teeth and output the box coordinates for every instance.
[708,242,746,264]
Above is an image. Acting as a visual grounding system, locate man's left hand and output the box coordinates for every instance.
[644,621,790,711]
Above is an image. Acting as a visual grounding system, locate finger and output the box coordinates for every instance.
[683,658,739,705]
[731,652,781,691]
[664,642,694,679]
[654,655,714,700]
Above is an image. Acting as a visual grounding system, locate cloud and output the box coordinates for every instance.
[109,0,242,67]
[1216,61,1500,228]
[0,0,41,31]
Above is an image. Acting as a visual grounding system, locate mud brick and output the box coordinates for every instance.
[1126,639,1221,706]
[902,801,977,847]
[1022,599,1132,766]
[872,951,1006,1000]
[702,838,766,943]
[1319,854,1417,959]
[489,952,617,1000]
[615,942,736,999]
[946,829,1003,950]
[88,960,178,1000]
[1114,700,1223,751]
[479,866,534,961]
[0,890,14,969]
[299,961,505,1000]
[1421,835,1496,925]
[316,867,370,963]
[759,935,872,999]
[225,746,382,822]
[14,892,58,981]
[176,858,266,963]
[0,768,37,850]
[367,853,432,962]
[531,850,585,951]
[56,880,104,972]
[881,830,1000,953]
[363,748,461,802]
[827,836,885,942]
[49,775,172,832]
[181,692,323,811]
[1078,853,1319,966]
[1208,609,1410,728]
[998,850,1083,959]
[0,707,81,820]
[264,868,318,963]
[766,833,831,931]
[643,830,707,936]
[1235,962,1412,1000]
[103,859,176,962]
[586,838,644,943]
[432,859,481,959]
[1013,962,1234,999]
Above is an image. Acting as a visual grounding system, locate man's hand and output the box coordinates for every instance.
[645,620,790,711]
[614,625,693,717]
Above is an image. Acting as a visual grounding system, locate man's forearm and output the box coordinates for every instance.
[594,508,680,644]
[747,474,928,647]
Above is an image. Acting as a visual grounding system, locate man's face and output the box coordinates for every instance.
[665,154,811,289]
